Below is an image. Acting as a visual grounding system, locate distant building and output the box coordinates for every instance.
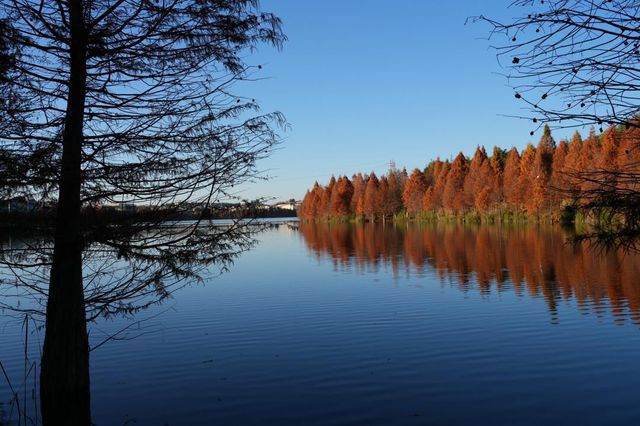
[273,199,300,211]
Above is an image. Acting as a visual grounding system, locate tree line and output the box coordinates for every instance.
[299,124,640,223]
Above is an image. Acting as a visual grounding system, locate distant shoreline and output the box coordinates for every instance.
[0,208,298,230]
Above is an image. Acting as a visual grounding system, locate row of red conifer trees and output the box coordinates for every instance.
[298,125,640,222]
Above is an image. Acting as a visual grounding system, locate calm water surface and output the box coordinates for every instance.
[2,220,640,425]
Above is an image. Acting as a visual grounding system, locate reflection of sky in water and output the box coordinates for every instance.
[2,223,640,425]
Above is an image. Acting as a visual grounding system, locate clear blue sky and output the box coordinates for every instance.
[235,1,575,202]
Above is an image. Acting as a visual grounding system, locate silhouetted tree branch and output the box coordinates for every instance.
[477,0,640,132]
[0,0,286,424]
[478,0,640,250]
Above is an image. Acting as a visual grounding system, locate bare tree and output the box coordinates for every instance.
[478,0,640,248]
[0,20,12,79]
[0,0,285,424]
[0,19,23,140]
[478,0,640,132]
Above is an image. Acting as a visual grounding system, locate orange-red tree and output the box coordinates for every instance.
[475,148,504,213]
[563,131,584,196]
[530,125,556,214]
[518,144,536,213]
[502,147,521,208]
[331,176,354,218]
[351,173,366,217]
[423,160,449,212]
[619,125,640,170]
[487,147,506,211]
[579,129,601,193]
[464,147,488,210]
[599,126,621,170]
[385,168,404,216]
[319,176,336,221]
[443,153,469,213]
[550,139,569,205]
[299,191,313,220]
[377,176,391,220]
[363,173,380,222]
[306,182,324,220]
[402,168,427,217]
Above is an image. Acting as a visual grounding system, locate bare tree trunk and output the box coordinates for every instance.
[40,1,91,424]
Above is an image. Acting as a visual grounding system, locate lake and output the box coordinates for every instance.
[2,219,640,425]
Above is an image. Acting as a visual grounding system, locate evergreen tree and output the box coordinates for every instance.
[424,160,450,212]
[331,176,354,218]
[402,168,427,217]
[599,126,621,169]
[363,173,380,222]
[531,126,555,214]
[503,147,521,208]
[386,171,404,216]
[320,176,336,221]
[351,173,366,217]
[443,153,468,213]
[463,146,488,210]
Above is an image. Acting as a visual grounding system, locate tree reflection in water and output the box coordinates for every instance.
[0,220,264,425]
[298,222,640,325]
[0,223,260,321]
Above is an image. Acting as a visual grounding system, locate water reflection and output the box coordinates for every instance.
[2,221,640,425]
[0,220,277,425]
[298,222,640,325]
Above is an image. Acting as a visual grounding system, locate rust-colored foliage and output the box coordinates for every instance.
[475,157,499,213]
[298,182,324,220]
[530,125,556,214]
[384,170,404,217]
[443,153,468,213]
[579,129,601,193]
[422,160,450,212]
[563,131,584,194]
[463,147,488,210]
[518,144,536,213]
[599,126,621,169]
[350,173,366,216]
[502,147,521,208]
[550,139,569,203]
[619,126,640,169]
[402,168,426,217]
[299,126,640,221]
[331,176,354,217]
[377,176,389,216]
[481,146,506,212]
[317,176,336,220]
[363,172,380,221]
